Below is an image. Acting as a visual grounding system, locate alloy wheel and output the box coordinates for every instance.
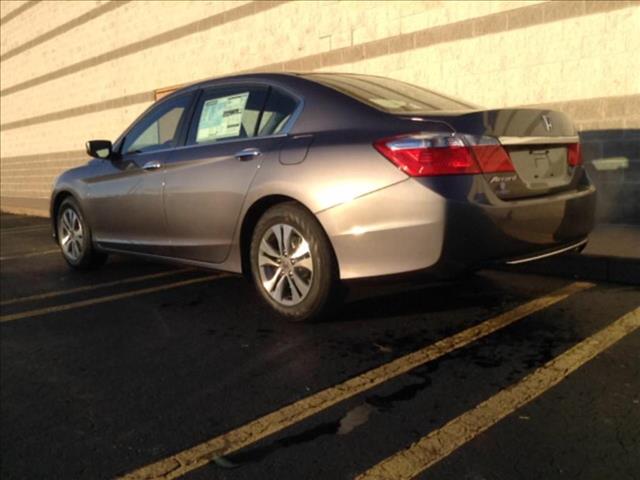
[258,223,314,306]
[58,208,84,261]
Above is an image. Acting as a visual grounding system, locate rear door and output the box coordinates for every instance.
[162,84,301,263]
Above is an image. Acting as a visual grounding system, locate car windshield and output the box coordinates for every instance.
[305,73,478,113]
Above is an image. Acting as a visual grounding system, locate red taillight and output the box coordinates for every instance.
[469,144,515,173]
[567,143,582,167]
[373,134,514,177]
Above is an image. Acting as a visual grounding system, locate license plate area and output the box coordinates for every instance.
[508,145,571,190]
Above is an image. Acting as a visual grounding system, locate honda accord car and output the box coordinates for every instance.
[50,73,596,321]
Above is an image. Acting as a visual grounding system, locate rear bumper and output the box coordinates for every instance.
[432,181,596,274]
[317,176,596,280]
[502,238,588,265]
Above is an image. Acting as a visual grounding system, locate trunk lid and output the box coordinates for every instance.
[414,108,581,200]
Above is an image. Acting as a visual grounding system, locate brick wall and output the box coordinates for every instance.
[1,1,638,222]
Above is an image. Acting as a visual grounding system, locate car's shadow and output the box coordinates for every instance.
[330,273,510,322]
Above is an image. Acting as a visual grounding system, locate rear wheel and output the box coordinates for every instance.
[250,202,339,322]
[57,197,107,269]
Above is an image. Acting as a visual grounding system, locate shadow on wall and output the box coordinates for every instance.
[580,129,640,225]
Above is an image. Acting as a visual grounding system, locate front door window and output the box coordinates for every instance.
[122,94,193,155]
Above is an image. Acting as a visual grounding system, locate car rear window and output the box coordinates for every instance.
[305,73,476,113]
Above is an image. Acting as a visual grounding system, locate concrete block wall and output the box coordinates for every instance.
[1,0,638,222]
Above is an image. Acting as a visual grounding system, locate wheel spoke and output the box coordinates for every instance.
[259,252,279,267]
[260,238,280,259]
[67,210,76,229]
[290,271,311,298]
[62,211,72,231]
[271,226,285,256]
[273,273,287,302]
[293,253,312,272]
[281,225,293,255]
[290,238,310,261]
[263,267,283,292]
[287,275,301,303]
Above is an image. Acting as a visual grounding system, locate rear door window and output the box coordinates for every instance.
[258,88,299,136]
[188,86,268,145]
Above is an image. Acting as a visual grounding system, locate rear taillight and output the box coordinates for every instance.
[373,133,514,177]
[567,143,582,167]
[469,144,515,174]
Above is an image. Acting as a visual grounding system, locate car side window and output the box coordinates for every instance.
[122,93,193,155]
[258,88,299,136]
[188,86,268,145]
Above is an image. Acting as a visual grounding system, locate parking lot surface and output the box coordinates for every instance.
[1,213,638,480]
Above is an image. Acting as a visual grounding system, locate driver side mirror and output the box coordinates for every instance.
[86,140,113,159]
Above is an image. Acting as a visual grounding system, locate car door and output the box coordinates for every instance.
[86,92,195,255]
[162,84,301,263]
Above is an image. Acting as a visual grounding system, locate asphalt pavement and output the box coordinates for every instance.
[1,212,638,480]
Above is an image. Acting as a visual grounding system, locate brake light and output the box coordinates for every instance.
[567,143,582,167]
[373,133,514,177]
[469,144,515,174]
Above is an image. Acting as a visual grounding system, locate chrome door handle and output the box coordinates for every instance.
[235,148,261,161]
[142,160,162,170]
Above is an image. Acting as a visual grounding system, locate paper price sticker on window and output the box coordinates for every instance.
[196,92,250,143]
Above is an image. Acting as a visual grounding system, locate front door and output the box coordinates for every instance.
[86,92,194,255]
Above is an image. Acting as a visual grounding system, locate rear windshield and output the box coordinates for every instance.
[305,73,476,113]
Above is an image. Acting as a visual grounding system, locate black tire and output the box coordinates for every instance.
[250,202,340,322]
[57,197,108,270]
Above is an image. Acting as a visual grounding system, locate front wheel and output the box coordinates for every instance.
[250,202,340,322]
[57,197,108,269]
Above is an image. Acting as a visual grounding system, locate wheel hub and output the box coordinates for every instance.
[281,257,293,274]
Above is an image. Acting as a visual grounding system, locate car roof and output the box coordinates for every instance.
[164,71,400,98]
[167,72,303,94]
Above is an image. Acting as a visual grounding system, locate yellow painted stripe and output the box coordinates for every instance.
[0,249,59,261]
[0,268,193,306]
[356,306,640,480]
[120,281,593,480]
[0,275,223,323]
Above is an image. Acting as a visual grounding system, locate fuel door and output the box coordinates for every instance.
[279,134,314,165]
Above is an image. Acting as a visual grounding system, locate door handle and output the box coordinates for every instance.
[235,148,261,161]
[142,160,162,171]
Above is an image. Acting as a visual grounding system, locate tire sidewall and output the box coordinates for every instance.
[250,203,336,322]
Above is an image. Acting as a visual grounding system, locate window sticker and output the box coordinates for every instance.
[196,92,250,143]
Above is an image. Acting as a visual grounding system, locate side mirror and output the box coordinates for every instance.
[86,140,113,159]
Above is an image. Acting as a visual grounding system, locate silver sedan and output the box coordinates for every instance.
[51,73,596,321]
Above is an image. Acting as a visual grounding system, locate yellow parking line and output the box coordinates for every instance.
[0,274,224,323]
[0,268,193,306]
[0,249,60,261]
[120,281,593,480]
[355,306,640,480]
